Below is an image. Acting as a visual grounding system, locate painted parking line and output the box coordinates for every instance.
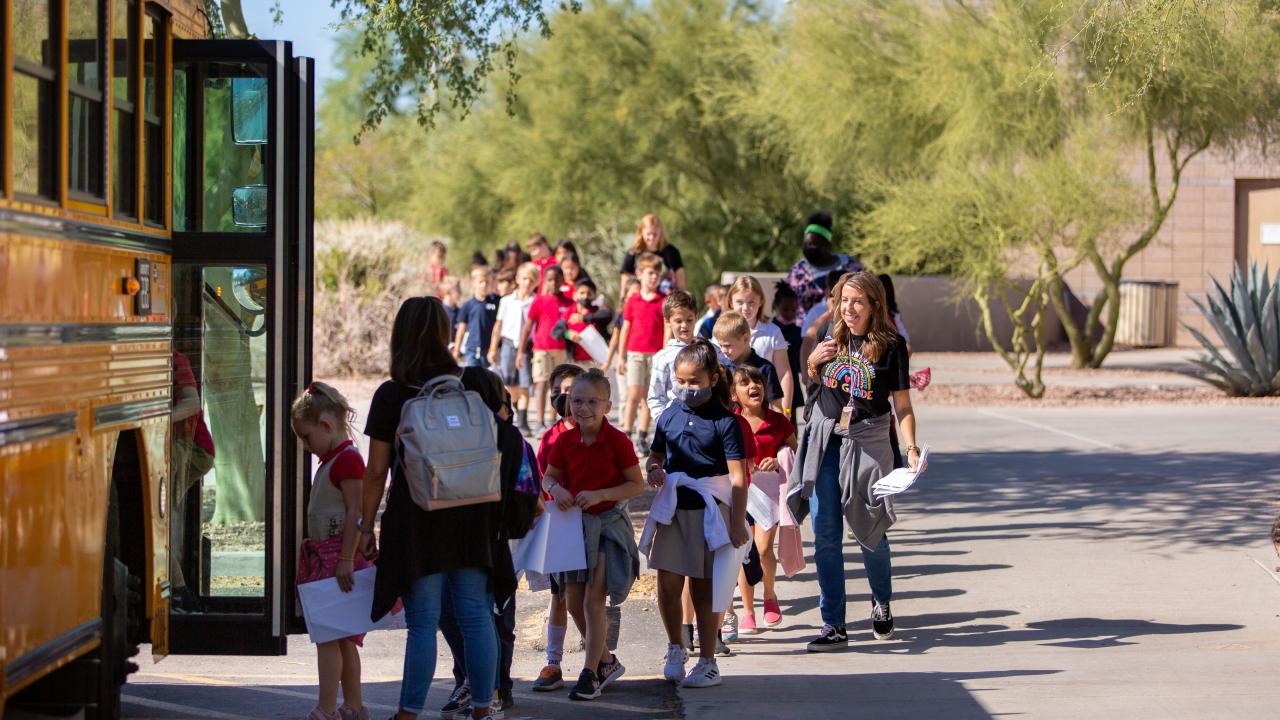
[976,408,1121,450]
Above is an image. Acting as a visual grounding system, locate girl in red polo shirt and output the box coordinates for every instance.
[542,370,645,702]
[731,365,796,634]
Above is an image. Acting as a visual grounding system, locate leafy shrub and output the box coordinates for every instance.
[1187,262,1280,397]
[314,218,441,377]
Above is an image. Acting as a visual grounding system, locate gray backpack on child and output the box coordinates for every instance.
[396,374,502,511]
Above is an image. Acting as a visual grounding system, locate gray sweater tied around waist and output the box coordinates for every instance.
[786,408,896,550]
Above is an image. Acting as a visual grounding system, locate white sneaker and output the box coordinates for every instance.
[682,658,722,688]
[662,643,688,683]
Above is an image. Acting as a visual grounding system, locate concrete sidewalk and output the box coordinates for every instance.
[680,403,1280,719]
[914,347,1208,388]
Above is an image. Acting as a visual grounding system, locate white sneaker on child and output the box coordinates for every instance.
[662,643,689,683]
[682,658,722,688]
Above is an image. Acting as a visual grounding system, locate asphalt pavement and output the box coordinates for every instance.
[119,400,1280,719]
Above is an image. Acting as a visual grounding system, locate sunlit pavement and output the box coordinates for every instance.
[125,402,1280,719]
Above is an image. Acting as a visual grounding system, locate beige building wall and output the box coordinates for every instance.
[1061,147,1278,347]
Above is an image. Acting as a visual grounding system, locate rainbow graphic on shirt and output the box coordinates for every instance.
[821,350,876,400]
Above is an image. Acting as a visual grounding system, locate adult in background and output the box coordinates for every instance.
[789,271,922,653]
[358,296,507,720]
[619,213,685,295]
[785,211,863,315]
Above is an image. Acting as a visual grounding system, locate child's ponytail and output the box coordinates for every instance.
[292,381,357,438]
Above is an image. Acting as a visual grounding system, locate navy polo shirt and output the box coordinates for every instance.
[653,399,745,509]
[459,294,501,354]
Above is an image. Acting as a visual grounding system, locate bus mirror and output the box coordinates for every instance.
[232,185,268,228]
[231,77,268,145]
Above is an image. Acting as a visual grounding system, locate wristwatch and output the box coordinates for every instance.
[904,445,922,455]
[356,516,375,535]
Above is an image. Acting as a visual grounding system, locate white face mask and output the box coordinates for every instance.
[673,385,713,408]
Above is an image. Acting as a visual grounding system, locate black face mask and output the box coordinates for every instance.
[552,394,571,419]
[803,243,833,266]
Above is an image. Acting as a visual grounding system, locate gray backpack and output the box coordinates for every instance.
[396,374,502,511]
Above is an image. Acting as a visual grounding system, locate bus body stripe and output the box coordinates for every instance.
[0,323,172,347]
[4,618,103,688]
[93,398,171,428]
[0,412,79,448]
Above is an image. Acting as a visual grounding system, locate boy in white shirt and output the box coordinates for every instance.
[490,262,540,432]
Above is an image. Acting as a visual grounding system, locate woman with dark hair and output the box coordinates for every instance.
[358,296,507,720]
[619,213,685,294]
[784,211,863,315]
[790,271,921,653]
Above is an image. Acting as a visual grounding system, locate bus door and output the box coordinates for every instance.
[166,40,314,654]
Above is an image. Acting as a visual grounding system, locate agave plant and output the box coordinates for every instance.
[1186,262,1280,397]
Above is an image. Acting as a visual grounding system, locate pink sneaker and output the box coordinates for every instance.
[306,708,338,720]
[338,706,369,720]
[763,599,783,627]
[739,612,758,634]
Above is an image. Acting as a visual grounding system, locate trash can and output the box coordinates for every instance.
[1116,280,1179,347]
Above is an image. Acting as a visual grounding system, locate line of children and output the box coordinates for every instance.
[713,312,785,413]
[726,275,794,416]
[489,263,539,432]
[518,265,573,428]
[454,265,500,369]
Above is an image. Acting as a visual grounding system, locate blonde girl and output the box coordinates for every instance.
[619,213,686,293]
[292,382,370,720]
[727,276,794,415]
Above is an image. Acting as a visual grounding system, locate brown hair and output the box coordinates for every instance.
[728,275,768,323]
[527,232,549,250]
[635,252,665,275]
[549,363,586,394]
[390,296,459,386]
[731,364,768,406]
[496,268,516,285]
[630,213,668,254]
[572,368,613,400]
[663,289,697,319]
[712,311,751,341]
[292,381,356,438]
[831,271,898,363]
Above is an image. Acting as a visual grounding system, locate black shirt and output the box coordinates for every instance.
[621,244,685,291]
[364,367,505,619]
[812,335,910,425]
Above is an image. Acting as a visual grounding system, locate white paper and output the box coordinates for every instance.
[511,505,587,575]
[297,567,405,644]
[746,469,782,530]
[872,445,930,498]
[575,325,611,365]
[711,541,751,613]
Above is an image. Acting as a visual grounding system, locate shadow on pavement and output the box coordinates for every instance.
[914,451,1277,549]
[679,669,1059,719]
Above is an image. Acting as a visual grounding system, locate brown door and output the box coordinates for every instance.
[1235,180,1280,270]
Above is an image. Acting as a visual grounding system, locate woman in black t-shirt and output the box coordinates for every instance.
[357,296,504,719]
[618,213,685,294]
[800,271,922,653]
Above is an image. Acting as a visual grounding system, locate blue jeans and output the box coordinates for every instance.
[398,568,497,714]
[809,440,892,627]
[440,590,514,692]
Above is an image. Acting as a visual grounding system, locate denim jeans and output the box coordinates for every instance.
[809,440,892,627]
[440,590,514,692]
[398,568,497,714]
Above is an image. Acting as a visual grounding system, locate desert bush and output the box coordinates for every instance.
[314,218,441,377]
[1187,262,1280,397]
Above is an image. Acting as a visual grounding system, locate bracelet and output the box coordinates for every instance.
[905,445,922,454]
[357,518,376,534]
[338,556,354,562]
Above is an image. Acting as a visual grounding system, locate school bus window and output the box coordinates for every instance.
[112,0,137,218]
[198,62,269,232]
[68,0,106,199]
[12,0,57,199]
[142,9,164,225]
[173,63,191,230]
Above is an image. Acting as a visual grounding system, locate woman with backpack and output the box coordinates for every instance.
[358,295,517,720]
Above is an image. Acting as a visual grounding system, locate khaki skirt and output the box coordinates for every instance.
[648,503,730,579]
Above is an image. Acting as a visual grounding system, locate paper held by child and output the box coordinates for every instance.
[298,567,405,644]
[511,504,588,575]
[871,445,930,498]
[574,325,611,365]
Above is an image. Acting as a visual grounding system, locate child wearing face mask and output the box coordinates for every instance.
[543,370,645,701]
[640,339,750,689]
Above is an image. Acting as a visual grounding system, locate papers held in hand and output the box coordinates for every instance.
[871,445,930,498]
[297,567,405,644]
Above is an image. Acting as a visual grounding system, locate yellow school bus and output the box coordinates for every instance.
[0,1,316,716]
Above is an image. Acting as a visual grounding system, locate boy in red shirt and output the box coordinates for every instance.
[543,370,645,702]
[518,265,573,428]
[614,253,666,451]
